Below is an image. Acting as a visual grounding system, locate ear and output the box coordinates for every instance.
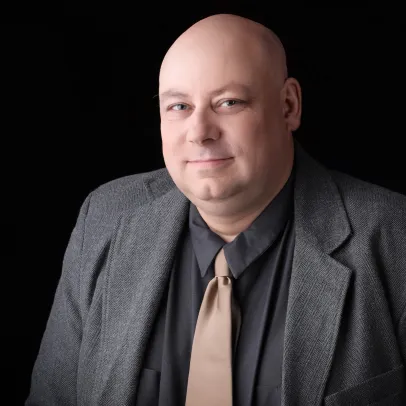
[282,77,302,132]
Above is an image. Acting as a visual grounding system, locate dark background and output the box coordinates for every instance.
[2,6,405,405]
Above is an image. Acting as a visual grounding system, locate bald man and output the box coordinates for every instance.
[26,14,406,406]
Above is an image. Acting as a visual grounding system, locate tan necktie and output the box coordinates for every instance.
[185,247,241,406]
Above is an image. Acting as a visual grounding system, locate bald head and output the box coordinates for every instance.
[160,14,288,87]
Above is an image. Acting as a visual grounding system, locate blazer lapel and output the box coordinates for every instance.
[281,141,353,406]
[92,171,189,405]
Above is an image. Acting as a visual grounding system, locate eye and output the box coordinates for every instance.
[169,103,188,111]
[221,100,241,107]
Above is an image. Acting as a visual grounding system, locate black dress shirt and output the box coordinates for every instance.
[136,165,296,406]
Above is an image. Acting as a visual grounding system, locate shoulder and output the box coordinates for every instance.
[330,169,406,228]
[86,167,169,216]
[74,167,171,234]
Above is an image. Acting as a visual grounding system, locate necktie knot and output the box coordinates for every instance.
[214,248,231,277]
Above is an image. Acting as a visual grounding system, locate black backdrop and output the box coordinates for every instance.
[2,6,405,405]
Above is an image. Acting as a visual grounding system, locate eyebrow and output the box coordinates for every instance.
[159,82,253,103]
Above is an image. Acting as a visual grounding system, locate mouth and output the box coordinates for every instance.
[188,157,233,168]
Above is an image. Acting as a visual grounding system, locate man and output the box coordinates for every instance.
[26,14,405,406]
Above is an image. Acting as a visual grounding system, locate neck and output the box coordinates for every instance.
[198,208,265,243]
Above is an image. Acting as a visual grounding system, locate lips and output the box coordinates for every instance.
[190,157,231,162]
[187,158,234,169]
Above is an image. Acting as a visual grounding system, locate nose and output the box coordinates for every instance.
[186,109,220,145]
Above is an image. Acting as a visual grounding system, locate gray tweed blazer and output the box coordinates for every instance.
[26,140,406,405]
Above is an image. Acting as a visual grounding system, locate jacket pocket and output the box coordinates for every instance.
[135,368,161,406]
[324,364,405,406]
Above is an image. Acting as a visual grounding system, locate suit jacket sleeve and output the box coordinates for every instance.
[25,192,92,406]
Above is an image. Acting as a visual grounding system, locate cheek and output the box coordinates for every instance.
[161,123,179,149]
[233,116,263,152]
[238,117,275,164]
[161,133,184,171]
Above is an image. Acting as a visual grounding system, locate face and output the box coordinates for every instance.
[159,27,300,214]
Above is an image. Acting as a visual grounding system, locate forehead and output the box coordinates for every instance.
[159,32,267,98]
